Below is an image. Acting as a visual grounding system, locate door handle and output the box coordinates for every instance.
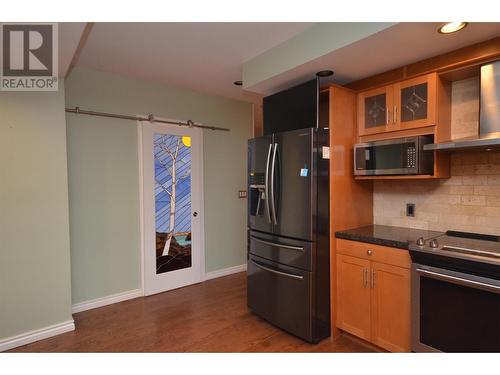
[264,143,272,224]
[250,235,304,251]
[250,260,303,280]
[270,143,278,225]
[393,105,397,124]
[416,268,500,295]
[363,268,368,288]
[371,269,376,288]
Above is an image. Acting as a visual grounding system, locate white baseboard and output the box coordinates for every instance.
[72,288,143,314]
[0,320,75,352]
[72,265,245,314]
[204,263,247,281]
[0,266,245,352]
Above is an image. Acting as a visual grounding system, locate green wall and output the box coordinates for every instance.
[0,83,73,340]
[243,22,396,88]
[65,68,252,304]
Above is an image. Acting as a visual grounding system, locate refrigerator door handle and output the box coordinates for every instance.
[250,260,303,280]
[264,143,273,223]
[250,235,304,251]
[270,143,278,225]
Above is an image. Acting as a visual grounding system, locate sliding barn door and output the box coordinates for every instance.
[141,121,204,296]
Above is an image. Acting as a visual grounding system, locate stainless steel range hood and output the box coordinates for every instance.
[425,60,500,152]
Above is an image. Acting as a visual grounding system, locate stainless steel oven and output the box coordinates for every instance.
[412,263,500,352]
[354,135,434,176]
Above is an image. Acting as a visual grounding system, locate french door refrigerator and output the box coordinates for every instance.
[247,127,330,343]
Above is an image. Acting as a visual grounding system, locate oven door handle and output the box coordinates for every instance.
[416,268,500,295]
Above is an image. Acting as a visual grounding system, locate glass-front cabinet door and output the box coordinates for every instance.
[394,73,436,130]
[357,85,394,136]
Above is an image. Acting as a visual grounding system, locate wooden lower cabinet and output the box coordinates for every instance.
[370,262,411,352]
[336,254,371,341]
[335,239,411,352]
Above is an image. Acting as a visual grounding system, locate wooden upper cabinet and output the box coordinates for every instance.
[357,85,394,136]
[357,73,440,137]
[370,262,411,353]
[336,254,371,341]
[393,73,437,131]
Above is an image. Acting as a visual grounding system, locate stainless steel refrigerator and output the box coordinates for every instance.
[247,127,330,343]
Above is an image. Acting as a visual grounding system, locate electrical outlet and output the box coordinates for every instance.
[238,190,247,198]
[406,203,415,217]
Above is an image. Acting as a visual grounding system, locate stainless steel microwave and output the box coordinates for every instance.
[354,135,434,176]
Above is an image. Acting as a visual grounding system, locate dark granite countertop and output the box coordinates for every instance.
[335,225,444,250]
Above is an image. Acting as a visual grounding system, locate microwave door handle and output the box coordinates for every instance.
[270,143,278,225]
[264,143,272,223]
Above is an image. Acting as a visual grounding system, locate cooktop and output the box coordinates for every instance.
[409,230,500,267]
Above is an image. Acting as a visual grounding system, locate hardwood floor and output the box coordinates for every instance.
[9,272,376,353]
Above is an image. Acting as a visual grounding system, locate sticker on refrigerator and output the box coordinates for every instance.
[300,167,309,177]
[322,146,330,159]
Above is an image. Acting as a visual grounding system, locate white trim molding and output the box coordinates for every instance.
[0,320,75,352]
[137,121,146,296]
[204,264,247,281]
[72,289,143,314]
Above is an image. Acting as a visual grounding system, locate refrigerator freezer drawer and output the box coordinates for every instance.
[247,254,313,342]
[249,231,313,271]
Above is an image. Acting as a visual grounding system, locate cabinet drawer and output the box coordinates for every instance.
[336,239,411,269]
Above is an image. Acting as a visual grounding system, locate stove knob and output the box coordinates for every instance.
[429,239,439,248]
[416,237,425,246]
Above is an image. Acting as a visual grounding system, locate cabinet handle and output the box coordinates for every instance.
[386,107,390,125]
[367,249,373,256]
[393,105,397,124]
[363,268,369,288]
[371,269,376,289]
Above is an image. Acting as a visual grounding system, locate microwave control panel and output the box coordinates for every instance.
[407,146,417,168]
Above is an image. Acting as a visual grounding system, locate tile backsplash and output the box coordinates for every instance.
[374,151,500,235]
[451,77,479,140]
[373,77,500,236]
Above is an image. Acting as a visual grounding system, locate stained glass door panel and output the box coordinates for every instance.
[400,82,428,123]
[357,85,393,136]
[394,73,436,131]
[142,121,203,296]
[154,134,192,274]
[364,93,387,128]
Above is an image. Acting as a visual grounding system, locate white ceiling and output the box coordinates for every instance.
[59,23,87,76]
[73,22,500,102]
[76,22,313,102]
[248,22,500,95]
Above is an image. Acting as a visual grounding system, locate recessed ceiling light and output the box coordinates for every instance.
[233,80,243,86]
[438,22,468,34]
[316,70,334,77]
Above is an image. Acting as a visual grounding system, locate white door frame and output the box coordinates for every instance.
[137,119,205,296]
